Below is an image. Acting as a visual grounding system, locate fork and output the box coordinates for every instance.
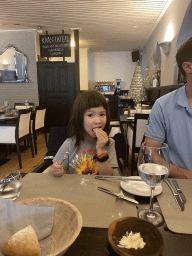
[61,152,69,164]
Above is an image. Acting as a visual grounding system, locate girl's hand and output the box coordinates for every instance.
[94,128,108,154]
[52,161,65,176]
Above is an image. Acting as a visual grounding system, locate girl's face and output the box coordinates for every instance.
[83,106,107,141]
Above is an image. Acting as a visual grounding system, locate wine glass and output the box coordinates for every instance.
[24,99,29,108]
[3,101,9,112]
[137,141,170,226]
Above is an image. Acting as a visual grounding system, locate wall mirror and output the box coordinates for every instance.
[0,44,29,83]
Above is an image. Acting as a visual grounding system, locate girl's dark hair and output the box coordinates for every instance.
[176,37,192,77]
[68,90,111,147]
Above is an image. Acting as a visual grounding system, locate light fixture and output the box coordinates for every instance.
[71,40,75,47]
[159,41,171,55]
[3,60,10,70]
[36,26,43,34]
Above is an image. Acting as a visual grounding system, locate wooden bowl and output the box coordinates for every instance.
[17,197,82,256]
[108,217,164,256]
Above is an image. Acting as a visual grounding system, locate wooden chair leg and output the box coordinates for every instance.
[16,141,22,169]
[131,151,135,176]
[24,139,27,149]
[33,131,37,155]
[8,145,12,154]
[4,144,8,157]
[126,144,129,167]
[29,135,34,158]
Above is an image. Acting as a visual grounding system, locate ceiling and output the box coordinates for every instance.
[0,0,173,52]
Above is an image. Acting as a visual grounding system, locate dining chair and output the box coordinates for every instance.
[127,113,149,176]
[107,95,123,138]
[0,108,34,169]
[31,105,47,155]
[112,132,127,176]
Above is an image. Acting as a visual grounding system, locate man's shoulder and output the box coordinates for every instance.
[156,86,184,105]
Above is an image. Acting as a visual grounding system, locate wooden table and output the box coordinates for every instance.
[15,173,192,255]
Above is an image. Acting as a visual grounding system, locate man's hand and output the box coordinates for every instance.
[52,161,65,176]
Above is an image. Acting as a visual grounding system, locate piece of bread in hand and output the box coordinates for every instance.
[3,225,40,256]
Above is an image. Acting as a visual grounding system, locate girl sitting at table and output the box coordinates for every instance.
[52,90,119,176]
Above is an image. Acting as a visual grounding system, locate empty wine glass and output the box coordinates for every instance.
[3,101,9,112]
[24,99,29,107]
[137,141,170,226]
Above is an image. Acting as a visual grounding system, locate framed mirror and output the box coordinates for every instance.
[0,44,29,83]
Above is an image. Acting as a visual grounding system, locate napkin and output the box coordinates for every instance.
[0,197,55,256]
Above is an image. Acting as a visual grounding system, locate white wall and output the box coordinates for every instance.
[0,30,39,108]
[80,48,88,90]
[88,51,137,90]
[142,0,191,86]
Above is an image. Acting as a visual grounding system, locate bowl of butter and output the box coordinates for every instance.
[108,217,164,256]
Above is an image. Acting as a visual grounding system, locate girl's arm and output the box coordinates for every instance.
[52,161,67,176]
[94,128,114,176]
[97,158,114,175]
[51,138,71,176]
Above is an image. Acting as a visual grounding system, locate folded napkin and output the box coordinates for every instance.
[0,197,55,256]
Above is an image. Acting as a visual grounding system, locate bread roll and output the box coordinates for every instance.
[3,225,40,256]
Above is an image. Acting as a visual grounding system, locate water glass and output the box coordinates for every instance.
[137,141,170,226]
[0,170,22,200]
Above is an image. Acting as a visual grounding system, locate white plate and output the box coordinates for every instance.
[127,116,134,120]
[120,176,163,197]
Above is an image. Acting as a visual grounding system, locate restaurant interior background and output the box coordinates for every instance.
[0,0,191,109]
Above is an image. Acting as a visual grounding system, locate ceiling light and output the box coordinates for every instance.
[70,28,82,32]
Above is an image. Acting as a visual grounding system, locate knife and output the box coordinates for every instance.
[97,187,139,204]
[95,176,142,182]
[172,180,186,204]
[165,180,184,211]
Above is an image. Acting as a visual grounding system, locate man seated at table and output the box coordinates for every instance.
[144,36,192,179]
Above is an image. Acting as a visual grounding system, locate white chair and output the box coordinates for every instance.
[127,113,149,175]
[31,105,47,155]
[0,108,34,169]
[109,121,121,138]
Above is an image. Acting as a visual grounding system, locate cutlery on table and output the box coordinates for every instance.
[165,179,184,211]
[172,180,186,204]
[95,176,142,182]
[97,187,139,204]
[61,152,69,164]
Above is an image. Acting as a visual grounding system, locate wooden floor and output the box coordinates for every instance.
[0,132,137,176]
[0,133,49,174]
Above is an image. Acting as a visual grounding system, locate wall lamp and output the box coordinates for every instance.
[36,26,43,34]
[159,41,171,55]
[3,60,10,70]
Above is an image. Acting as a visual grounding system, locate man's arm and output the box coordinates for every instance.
[169,163,192,179]
[145,137,192,179]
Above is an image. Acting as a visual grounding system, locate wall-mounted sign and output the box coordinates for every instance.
[40,34,71,58]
